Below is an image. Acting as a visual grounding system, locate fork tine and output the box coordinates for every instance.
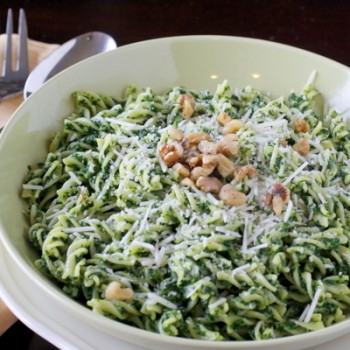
[17,8,28,75]
[3,8,13,77]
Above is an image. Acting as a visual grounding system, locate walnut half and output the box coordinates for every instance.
[105,281,133,301]
[196,176,223,194]
[219,184,247,206]
[178,94,195,119]
[265,182,290,216]
[293,138,310,156]
[159,142,184,167]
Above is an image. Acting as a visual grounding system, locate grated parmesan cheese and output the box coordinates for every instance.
[208,297,227,309]
[241,217,250,253]
[216,227,241,237]
[232,264,251,276]
[63,226,95,233]
[299,304,311,322]
[303,287,322,323]
[105,118,149,130]
[68,171,82,185]
[283,200,293,222]
[147,293,177,309]
[282,161,309,185]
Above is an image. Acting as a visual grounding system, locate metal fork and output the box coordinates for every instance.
[0,8,29,100]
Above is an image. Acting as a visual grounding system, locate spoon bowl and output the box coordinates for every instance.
[23,31,117,98]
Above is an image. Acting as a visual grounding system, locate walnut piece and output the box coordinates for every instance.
[180,177,195,187]
[159,142,184,167]
[223,119,244,135]
[185,152,203,168]
[293,138,310,156]
[216,134,239,157]
[265,182,290,216]
[202,154,218,169]
[178,94,195,119]
[234,165,258,182]
[198,140,217,154]
[168,125,183,141]
[105,281,133,301]
[219,184,247,206]
[216,154,235,177]
[294,119,310,133]
[187,132,213,144]
[191,164,216,181]
[172,162,190,177]
[217,111,232,126]
[278,139,288,146]
[196,176,223,194]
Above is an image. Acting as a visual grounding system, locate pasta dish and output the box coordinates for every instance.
[21,78,350,340]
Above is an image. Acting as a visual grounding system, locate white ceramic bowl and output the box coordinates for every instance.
[1,36,350,350]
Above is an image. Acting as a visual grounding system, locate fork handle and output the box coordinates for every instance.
[0,81,24,100]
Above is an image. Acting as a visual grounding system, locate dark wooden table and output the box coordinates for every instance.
[0,0,350,349]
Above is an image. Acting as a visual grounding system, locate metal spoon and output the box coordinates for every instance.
[23,31,117,98]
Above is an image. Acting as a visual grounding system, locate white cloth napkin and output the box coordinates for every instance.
[0,34,59,335]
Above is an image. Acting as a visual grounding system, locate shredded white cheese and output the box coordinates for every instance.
[63,226,95,233]
[208,297,227,309]
[68,171,82,185]
[282,161,309,185]
[232,263,251,276]
[147,293,177,309]
[303,287,322,323]
[283,200,293,222]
